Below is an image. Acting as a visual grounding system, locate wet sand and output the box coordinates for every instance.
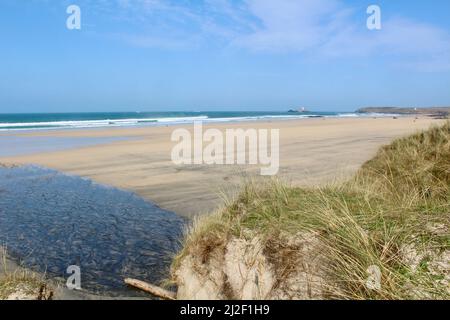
[0,117,443,217]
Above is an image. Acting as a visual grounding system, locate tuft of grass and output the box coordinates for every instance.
[0,248,52,300]
[356,121,450,203]
[172,122,450,300]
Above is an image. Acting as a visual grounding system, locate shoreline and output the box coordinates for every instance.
[0,111,399,133]
[0,116,445,217]
[1,116,447,300]
[0,113,418,139]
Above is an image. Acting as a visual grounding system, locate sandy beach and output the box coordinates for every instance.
[0,117,443,217]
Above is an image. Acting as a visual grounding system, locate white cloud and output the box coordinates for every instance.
[67,0,450,71]
[232,0,450,71]
[232,0,344,52]
[319,17,450,71]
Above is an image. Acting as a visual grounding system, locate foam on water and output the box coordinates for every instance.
[0,111,396,131]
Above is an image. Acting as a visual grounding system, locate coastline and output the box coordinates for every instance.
[1,116,447,300]
[0,111,384,132]
[0,116,444,218]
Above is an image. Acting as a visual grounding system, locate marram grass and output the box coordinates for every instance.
[173,122,450,300]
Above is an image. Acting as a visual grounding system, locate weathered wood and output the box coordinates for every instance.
[124,278,176,300]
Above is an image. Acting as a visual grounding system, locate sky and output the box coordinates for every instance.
[0,0,450,113]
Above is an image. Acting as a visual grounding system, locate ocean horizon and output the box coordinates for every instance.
[0,111,393,131]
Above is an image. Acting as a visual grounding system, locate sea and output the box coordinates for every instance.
[0,111,381,131]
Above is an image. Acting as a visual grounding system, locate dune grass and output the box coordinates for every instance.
[173,122,450,300]
[0,248,51,300]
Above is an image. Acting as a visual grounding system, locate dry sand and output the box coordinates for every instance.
[0,117,443,217]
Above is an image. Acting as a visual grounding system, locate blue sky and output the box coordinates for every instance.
[1,0,450,113]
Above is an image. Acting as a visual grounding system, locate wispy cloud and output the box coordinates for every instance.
[232,0,450,71]
[233,0,343,52]
[62,0,450,71]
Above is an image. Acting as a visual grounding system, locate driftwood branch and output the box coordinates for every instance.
[124,278,176,300]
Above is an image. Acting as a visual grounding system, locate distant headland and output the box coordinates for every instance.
[357,107,450,118]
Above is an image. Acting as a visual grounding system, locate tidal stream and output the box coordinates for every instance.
[0,165,186,296]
